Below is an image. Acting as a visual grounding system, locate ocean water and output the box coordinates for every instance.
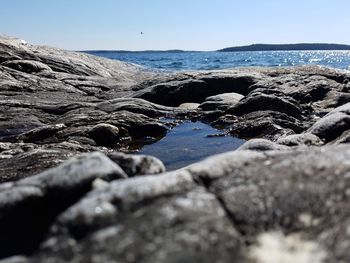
[86,50,350,71]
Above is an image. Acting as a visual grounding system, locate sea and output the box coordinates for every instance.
[85,50,350,71]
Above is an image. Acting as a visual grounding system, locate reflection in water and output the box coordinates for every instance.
[138,121,245,170]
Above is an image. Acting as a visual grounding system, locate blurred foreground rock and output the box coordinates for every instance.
[0,146,349,262]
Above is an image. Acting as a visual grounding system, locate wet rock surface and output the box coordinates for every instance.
[1,35,350,262]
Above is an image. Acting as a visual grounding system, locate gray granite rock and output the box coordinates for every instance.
[178,102,200,110]
[205,145,350,262]
[199,92,244,111]
[227,111,302,140]
[308,110,350,142]
[2,35,350,262]
[238,138,290,151]
[205,92,244,102]
[277,133,323,146]
[1,145,347,262]
[107,152,166,176]
[34,170,241,263]
[96,98,178,117]
[0,35,147,80]
[0,152,126,258]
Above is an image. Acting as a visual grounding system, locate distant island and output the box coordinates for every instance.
[218,43,350,52]
[82,43,350,54]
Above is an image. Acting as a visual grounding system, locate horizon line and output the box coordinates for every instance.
[80,42,350,53]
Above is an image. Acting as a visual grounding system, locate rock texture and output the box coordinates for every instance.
[199,92,244,111]
[1,35,350,262]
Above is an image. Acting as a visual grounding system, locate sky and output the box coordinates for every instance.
[1,0,350,51]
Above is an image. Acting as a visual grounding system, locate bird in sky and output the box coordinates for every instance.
[140,32,143,35]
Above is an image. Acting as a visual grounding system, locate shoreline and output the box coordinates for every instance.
[0,35,350,262]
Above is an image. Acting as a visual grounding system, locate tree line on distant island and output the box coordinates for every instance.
[218,43,350,52]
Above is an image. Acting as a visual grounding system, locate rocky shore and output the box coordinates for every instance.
[0,35,350,262]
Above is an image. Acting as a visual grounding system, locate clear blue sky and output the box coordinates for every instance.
[1,0,349,51]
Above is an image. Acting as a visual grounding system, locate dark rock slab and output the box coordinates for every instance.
[228,111,303,140]
[226,91,303,118]
[0,148,74,183]
[87,123,120,147]
[3,124,66,143]
[330,130,350,144]
[0,152,126,258]
[2,60,52,73]
[134,79,209,106]
[308,104,350,142]
[134,73,261,106]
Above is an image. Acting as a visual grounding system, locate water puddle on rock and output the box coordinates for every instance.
[138,120,245,170]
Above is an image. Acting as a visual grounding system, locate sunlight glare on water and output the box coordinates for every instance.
[86,50,350,71]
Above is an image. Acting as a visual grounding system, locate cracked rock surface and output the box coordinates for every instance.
[1,35,350,262]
